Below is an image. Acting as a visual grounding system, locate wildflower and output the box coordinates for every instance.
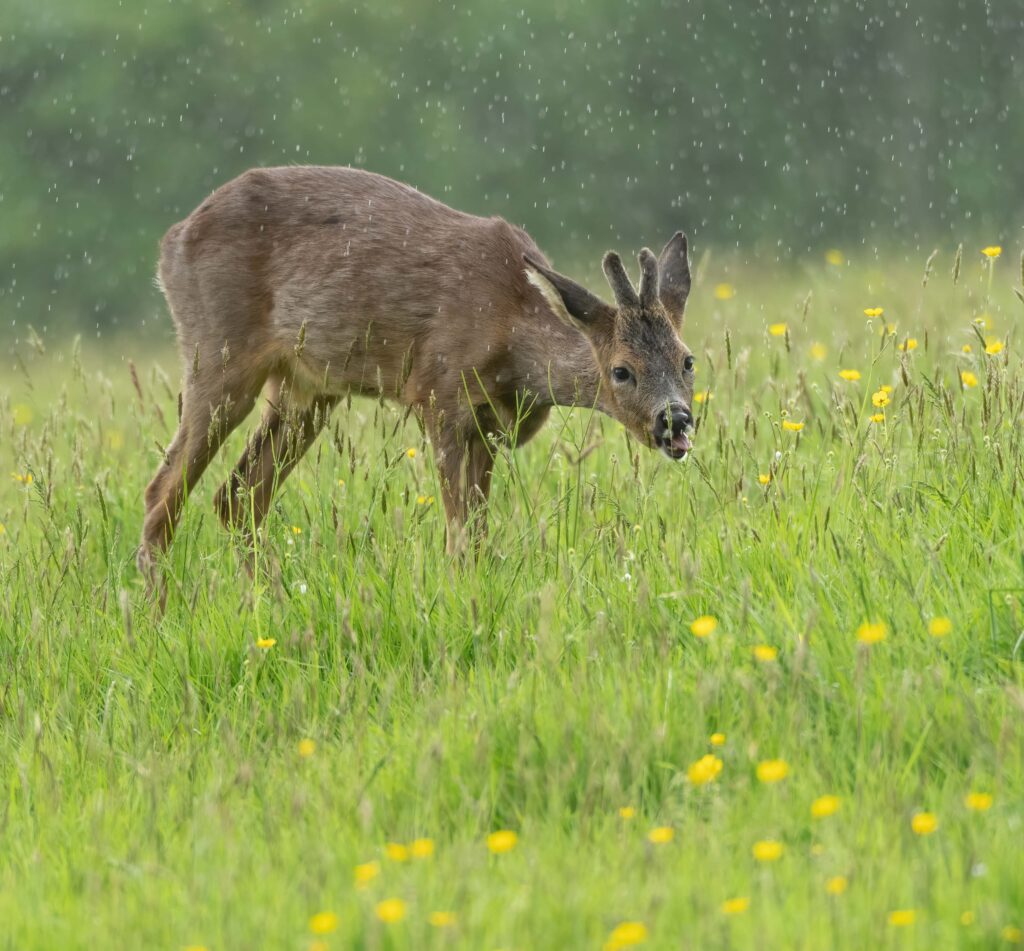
[753,645,778,662]
[768,323,787,337]
[690,615,717,638]
[410,837,435,858]
[375,898,406,924]
[619,806,637,820]
[13,473,33,485]
[888,910,916,927]
[811,795,841,819]
[826,876,848,895]
[825,249,845,266]
[981,246,1002,259]
[429,911,456,928]
[898,338,918,352]
[856,621,887,644]
[309,912,339,935]
[1002,926,1022,943]
[810,343,827,360]
[354,861,380,887]
[863,307,884,318]
[758,473,771,485]
[880,384,893,393]
[870,414,885,423]
[255,637,277,650]
[406,447,417,458]
[714,283,736,300]
[961,911,975,926]
[839,369,861,381]
[928,616,952,638]
[693,389,712,404]
[0,524,5,536]
[385,842,409,862]
[985,339,1004,355]
[298,738,316,758]
[974,315,989,327]
[603,921,649,949]
[688,754,724,786]
[963,344,973,353]
[710,733,726,746]
[721,897,750,915]
[871,390,890,408]
[965,792,993,812]
[338,478,346,487]
[961,371,979,388]
[647,826,675,845]
[756,759,789,783]
[12,404,33,426]
[911,812,938,835]
[782,420,804,432]
[486,830,518,854]
[752,839,784,862]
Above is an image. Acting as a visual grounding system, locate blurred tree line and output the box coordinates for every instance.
[1,0,1021,335]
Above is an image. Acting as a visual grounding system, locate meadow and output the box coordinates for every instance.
[1,246,1023,949]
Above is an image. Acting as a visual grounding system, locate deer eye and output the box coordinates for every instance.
[611,366,633,383]
[683,355,695,373]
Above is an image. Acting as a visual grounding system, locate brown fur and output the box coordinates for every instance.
[138,166,695,597]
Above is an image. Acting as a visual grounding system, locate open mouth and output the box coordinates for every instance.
[659,431,692,460]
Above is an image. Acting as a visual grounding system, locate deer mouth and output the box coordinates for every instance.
[660,431,692,460]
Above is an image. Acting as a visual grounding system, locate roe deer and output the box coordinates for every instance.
[138,166,696,594]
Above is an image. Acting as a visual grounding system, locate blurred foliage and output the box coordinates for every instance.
[1,0,1022,333]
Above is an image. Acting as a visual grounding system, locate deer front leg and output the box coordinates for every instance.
[432,425,493,556]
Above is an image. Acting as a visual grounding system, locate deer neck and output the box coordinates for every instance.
[525,322,604,412]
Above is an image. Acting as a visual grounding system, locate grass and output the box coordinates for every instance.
[2,246,1023,949]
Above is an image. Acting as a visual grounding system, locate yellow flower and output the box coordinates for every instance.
[0,523,6,536]
[647,826,675,844]
[898,338,918,352]
[825,875,848,895]
[298,738,316,758]
[354,860,380,887]
[889,909,916,927]
[825,249,845,266]
[981,246,1002,259]
[869,413,885,423]
[687,754,724,786]
[911,811,938,835]
[756,759,789,783]
[863,307,884,318]
[721,897,750,916]
[603,921,649,950]
[880,384,893,393]
[856,621,887,644]
[839,369,861,381]
[928,616,952,638]
[714,283,736,300]
[961,371,979,388]
[782,420,804,432]
[255,637,277,650]
[985,339,1004,355]
[619,806,637,820]
[693,389,712,404]
[811,795,841,819]
[12,404,33,426]
[291,525,302,535]
[690,615,717,638]
[406,447,417,458]
[309,911,339,935]
[768,323,787,337]
[810,342,828,361]
[758,473,771,485]
[961,911,975,926]
[410,837,435,858]
[429,911,456,928]
[385,842,409,862]
[752,839,784,862]
[975,315,989,327]
[486,830,518,854]
[1002,926,1023,944]
[871,390,890,408]
[375,898,406,924]
[963,344,973,353]
[338,478,346,487]
[965,792,993,812]
[753,645,778,662]
[13,472,33,485]
[710,733,726,746]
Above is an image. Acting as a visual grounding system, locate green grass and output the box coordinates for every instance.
[2,248,1024,949]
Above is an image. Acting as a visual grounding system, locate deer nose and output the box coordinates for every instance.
[653,403,692,440]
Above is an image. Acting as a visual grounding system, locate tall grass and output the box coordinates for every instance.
[1,249,1023,949]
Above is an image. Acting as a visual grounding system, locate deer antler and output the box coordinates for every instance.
[602,251,640,310]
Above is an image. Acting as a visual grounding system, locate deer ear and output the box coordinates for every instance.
[658,232,691,327]
[523,255,614,338]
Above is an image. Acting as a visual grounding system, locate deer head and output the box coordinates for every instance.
[524,232,695,458]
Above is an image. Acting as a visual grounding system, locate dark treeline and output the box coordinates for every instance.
[2,0,1021,333]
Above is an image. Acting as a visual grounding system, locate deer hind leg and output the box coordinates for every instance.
[214,388,335,544]
[138,365,266,601]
